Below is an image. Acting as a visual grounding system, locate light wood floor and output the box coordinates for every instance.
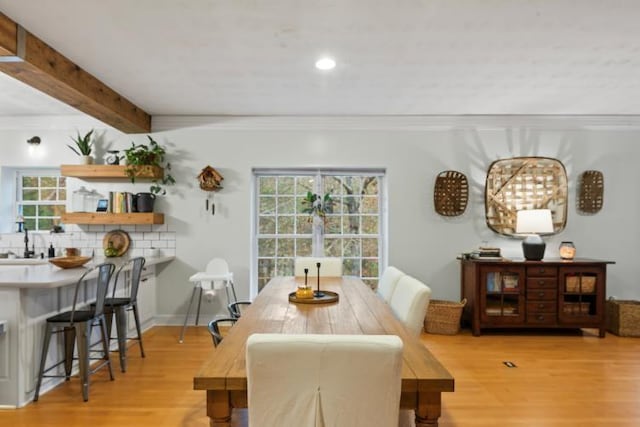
[2,326,640,426]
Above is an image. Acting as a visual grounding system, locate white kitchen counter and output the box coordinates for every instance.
[0,255,174,408]
[0,256,174,289]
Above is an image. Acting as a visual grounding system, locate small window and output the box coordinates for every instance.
[16,170,66,231]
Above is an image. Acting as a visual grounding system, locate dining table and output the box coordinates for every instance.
[193,276,455,427]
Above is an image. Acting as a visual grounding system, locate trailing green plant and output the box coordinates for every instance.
[124,135,176,195]
[67,129,94,156]
[301,191,334,221]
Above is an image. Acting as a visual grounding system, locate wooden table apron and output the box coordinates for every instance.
[193,276,455,427]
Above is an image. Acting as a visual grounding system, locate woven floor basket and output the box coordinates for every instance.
[424,299,467,335]
[606,299,640,337]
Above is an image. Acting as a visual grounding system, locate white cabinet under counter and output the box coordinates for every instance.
[0,256,173,408]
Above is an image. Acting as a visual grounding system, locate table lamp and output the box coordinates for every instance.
[516,209,554,261]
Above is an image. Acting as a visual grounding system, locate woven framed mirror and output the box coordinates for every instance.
[485,156,568,236]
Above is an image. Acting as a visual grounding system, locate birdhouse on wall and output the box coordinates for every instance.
[198,166,224,216]
[198,166,224,191]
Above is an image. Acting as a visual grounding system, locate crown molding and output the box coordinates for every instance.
[152,115,640,132]
[0,114,118,131]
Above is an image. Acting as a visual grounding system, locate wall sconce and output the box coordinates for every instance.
[27,136,41,145]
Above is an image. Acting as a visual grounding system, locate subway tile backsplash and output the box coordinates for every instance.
[0,224,176,258]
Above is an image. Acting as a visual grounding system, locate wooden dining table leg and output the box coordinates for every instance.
[207,390,232,426]
[415,391,442,427]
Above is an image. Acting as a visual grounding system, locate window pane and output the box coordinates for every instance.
[296,216,312,234]
[277,196,294,214]
[38,205,55,216]
[324,216,341,234]
[258,258,275,286]
[343,238,361,257]
[41,177,57,187]
[277,177,294,194]
[362,196,378,214]
[59,177,66,186]
[296,238,312,256]
[324,238,341,257]
[24,218,36,229]
[22,176,37,187]
[276,258,294,276]
[362,238,378,257]
[259,197,276,214]
[258,238,276,257]
[277,238,294,257]
[362,177,379,195]
[323,176,342,195]
[259,177,276,195]
[296,177,314,195]
[277,216,294,234]
[22,189,38,201]
[343,216,360,234]
[22,205,36,216]
[59,189,67,200]
[41,189,56,201]
[343,196,360,214]
[341,176,362,194]
[343,259,361,276]
[259,216,276,234]
[38,218,54,230]
[362,216,378,234]
[362,259,379,278]
[53,205,66,216]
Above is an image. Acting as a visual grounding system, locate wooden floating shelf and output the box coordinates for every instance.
[61,164,164,180]
[61,212,164,225]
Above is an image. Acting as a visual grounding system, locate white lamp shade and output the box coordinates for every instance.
[516,209,554,234]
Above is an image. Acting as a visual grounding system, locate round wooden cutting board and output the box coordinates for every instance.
[103,230,131,257]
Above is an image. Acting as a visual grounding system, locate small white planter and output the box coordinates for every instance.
[81,155,94,165]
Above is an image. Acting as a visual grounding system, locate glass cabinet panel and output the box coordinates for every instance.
[480,267,525,324]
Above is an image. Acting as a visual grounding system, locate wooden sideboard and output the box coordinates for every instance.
[460,258,614,337]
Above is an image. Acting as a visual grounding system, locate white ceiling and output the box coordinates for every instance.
[2,0,640,118]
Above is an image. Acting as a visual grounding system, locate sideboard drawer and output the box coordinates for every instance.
[526,266,558,277]
[527,289,557,300]
[527,312,558,325]
[527,301,557,313]
[527,277,558,289]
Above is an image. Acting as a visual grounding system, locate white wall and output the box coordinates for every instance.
[0,118,638,323]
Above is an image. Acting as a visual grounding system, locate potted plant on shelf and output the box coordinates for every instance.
[67,129,94,164]
[301,191,334,223]
[123,136,176,212]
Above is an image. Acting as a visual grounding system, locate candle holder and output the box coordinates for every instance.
[314,262,325,298]
[296,268,314,299]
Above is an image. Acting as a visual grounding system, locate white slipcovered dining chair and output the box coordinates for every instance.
[294,257,342,277]
[389,275,432,336]
[246,333,403,427]
[376,266,405,303]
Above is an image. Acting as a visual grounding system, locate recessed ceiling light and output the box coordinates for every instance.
[315,57,336,71]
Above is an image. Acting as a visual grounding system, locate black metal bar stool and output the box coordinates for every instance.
[101,257,147,373]
[34,262,116,402]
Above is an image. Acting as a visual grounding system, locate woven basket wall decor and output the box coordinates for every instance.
[485,156,568,236]
[433,170,468,216]
[577,170,604,214]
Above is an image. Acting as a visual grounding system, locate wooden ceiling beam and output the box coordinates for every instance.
[0,12,150,133]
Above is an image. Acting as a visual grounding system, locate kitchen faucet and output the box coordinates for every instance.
[23,227,35,259]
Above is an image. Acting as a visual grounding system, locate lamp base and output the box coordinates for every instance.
[522,235,546,261]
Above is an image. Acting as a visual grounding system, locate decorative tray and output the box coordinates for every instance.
[288,291,339,304]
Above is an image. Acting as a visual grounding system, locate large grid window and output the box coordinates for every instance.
[17,171,66,231]
[255,170,384,292]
